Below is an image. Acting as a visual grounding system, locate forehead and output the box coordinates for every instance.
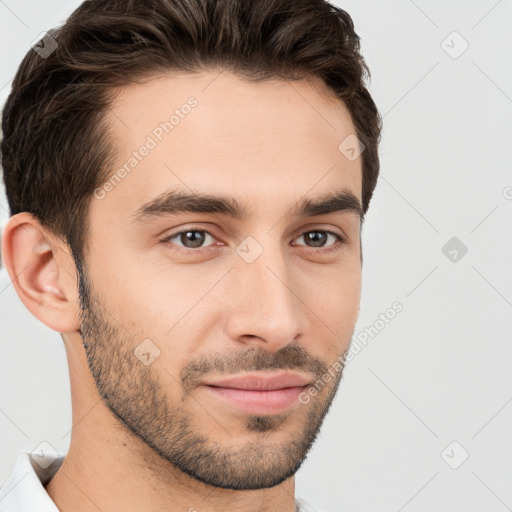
[95,70,362,223]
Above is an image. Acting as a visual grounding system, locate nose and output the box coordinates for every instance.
[222,242,307,353]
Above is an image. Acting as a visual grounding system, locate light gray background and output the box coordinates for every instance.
[1,1,511,511]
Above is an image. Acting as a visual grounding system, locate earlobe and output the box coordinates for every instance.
[1,212,81,334]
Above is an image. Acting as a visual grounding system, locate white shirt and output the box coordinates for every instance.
[0,451,326,512]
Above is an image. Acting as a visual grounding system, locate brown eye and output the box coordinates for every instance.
[294,230,344,250]
[163,229,216,250]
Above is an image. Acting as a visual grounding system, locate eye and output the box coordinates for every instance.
[293,230,345,251]
[162,229,217,252]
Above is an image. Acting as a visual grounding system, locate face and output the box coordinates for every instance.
[77,70,362,490]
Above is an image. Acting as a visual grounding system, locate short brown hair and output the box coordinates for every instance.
[1,0,382,270]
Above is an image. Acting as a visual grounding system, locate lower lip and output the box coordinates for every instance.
[202,385,307,415]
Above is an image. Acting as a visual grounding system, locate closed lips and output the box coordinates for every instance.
[202,373,313,391]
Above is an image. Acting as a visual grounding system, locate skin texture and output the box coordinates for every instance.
[1,70,363,512]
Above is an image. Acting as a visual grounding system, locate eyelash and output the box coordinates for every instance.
[161,227,346,255]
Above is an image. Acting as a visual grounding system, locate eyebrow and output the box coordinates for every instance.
[128,187,363,224]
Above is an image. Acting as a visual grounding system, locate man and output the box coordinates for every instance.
[0,0,381,510]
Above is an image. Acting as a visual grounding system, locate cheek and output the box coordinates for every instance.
[94,247,208,322]
[305,268,361,347]
[108,264,217,362]
[312,258,361,304]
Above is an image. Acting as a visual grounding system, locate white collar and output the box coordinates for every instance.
[0,450,64,511]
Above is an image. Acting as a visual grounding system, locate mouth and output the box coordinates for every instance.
[200,371,313,415]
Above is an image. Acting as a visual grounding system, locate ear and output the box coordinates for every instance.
[1,212,81,333]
